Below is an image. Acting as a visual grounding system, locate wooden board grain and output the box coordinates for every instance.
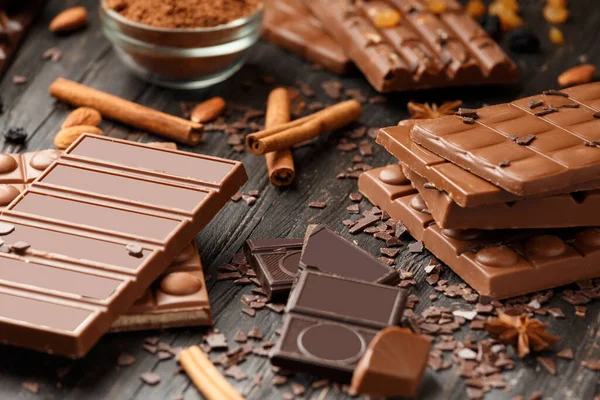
[0,1,598,399]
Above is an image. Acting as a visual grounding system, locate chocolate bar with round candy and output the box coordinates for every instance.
[410,83,600,196]
[358,166,600,299]
[404,164,600,230]
[306,0,517,92]
[262,0,351,75]
[377,122,600,208]
[299,224,399,284]
[0,134,246,357]
[270,270,407,382]
[244,238,304,300]
[111,241,212,332]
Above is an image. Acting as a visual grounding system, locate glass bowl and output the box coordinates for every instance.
[99,1,263,89]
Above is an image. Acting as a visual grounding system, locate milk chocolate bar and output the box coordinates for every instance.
[262,0,351,74]
[0,134,246,357]
[300,224,399,284]
[244,238,304,300]
[411,83,600,196]
[111,241,212,332]
[358,167,600,299]
[404,165,600,230]
[271,270,407,382]
[0,2,45,76]
[0,150,62,209]
[307,0,517,92]
[377,123,600,208]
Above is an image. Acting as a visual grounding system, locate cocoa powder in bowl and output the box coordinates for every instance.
[100,0,263,88]
[105,0,262,29]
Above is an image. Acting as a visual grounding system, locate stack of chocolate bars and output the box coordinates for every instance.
[360,83,600,299]
[0,134,247,357]
[264,0,517,91]
[246,225,430,395]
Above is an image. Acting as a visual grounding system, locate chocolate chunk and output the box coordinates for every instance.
[3,127,27,144]
[139,372,161,385]
[408,241,424,253]
[10,241,30,253]
[543,89,569,97]
[527,98,544,109]
[308,201,327,209]
[125,243,143,258]
[0,222,15,235]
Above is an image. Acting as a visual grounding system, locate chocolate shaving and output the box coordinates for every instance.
[461,116,475,124]
[139,372,160,385]
[543,89,569,97]
[455,108,479,118]
[527,98,544,109]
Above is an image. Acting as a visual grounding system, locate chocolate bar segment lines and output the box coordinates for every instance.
[262,0,351,74]
[411,84,600,196]
[0,134,246,357]
[307,0,516,92]
[358,167,600,299]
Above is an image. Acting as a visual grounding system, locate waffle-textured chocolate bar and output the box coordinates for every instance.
[0,150,62,209]
[378,123,600,208]
[244,238,304,300]
[271,270,407,382]
[111,241,211,332]
[358,167,600,299]
[299,224,399,284]
[0,134,246,357]
[0,1,45,76]
[262,0,351,74]
[411,83,600,196]
[307,0,517,92]
[404,165,600,230]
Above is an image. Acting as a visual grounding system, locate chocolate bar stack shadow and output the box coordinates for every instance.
[359,83,600,299]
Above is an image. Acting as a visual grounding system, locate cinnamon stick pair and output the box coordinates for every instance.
[246,99,362,155]
[49,78,203,145]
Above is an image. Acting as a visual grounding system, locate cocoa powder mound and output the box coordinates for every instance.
[105,0,262,29]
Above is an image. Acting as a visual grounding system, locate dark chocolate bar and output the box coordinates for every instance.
[262,0,351,74]
[270,270,407,382]
[377,122,600,208]
[410,83,600,196]
[358,167,600,299]
[307,0,517,92]
[244,238,304,300]
[404,164,600,230]
[299,224,399,284]
[111,241,212,332]
[0,134,246,357]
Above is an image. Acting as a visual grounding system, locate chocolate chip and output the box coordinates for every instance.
[125,243,143,258]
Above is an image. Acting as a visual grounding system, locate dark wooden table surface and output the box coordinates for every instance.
[0,1,598,399]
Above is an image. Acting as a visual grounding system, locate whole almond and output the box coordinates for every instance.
[54,125,103,149]
[62,107,102,129]
[190,97,226,123]
[558,64,597,87]
[49,7,88,33]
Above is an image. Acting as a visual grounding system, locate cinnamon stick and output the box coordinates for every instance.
[246,100,362,155]
[49,78,203,145]
[179,346,245,400]
[265,87,295,186]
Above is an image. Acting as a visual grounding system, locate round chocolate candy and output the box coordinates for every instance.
[298,323,364,363]
[526,235,566,258]
[475,245,519,267]
[0,154,18,174]
[442,229,483,241]
[378,165,408,185]
[0,184,20,206]
[409,195,428,213]
[575,228,600,247]
[160,272,202,296]
[29,149,61,171]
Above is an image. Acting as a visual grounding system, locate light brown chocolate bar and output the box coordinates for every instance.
[262,0,351,74]
[111,241,212,332]
[358,166,600,299]
[307,0,517,92]
[410,83,600,196]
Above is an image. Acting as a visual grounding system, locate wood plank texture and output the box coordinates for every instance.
[0,1,598,399]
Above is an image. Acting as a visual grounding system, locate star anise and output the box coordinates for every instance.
[485,312,559,358]
[407,100,462,119]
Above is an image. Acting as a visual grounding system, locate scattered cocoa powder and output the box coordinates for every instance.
[105,0,262,29]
